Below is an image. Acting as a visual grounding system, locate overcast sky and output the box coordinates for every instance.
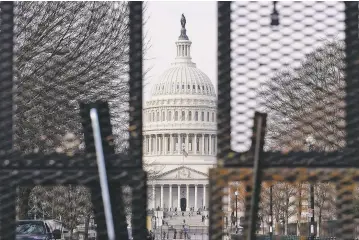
[143,1,217,99]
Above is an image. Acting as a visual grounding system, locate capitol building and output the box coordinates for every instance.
[144,15,217,213]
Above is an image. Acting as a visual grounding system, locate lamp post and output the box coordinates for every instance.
[269,185,273,239]
[235,191,238,228]
[306,135,315,240]
[270,1,279,26]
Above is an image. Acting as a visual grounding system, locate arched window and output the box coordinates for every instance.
[162,111,165,121]
[195,111,198,121]
[157,112,160,121]
[207,112,209,121]
[168,111,172,121]
[175,111,179,121]
[188,111,192,121]
[201,112,204,121]
[182,111,185,121]
[212,112,215,122]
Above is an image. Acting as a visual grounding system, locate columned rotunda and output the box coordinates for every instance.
[144,15,217,213]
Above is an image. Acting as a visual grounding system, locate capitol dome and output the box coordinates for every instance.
[143,14,217,166]
[144,14,216,214]
[151,65,216,97]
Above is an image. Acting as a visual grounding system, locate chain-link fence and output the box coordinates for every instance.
[0,1,145,240]
[212,1,359,240]
[1,1,359,240]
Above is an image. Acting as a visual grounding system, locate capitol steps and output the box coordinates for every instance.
[165,212,209,227]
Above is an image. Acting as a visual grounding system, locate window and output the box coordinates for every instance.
[157,112,159,121]
[212,112,215,122]
[188,111,192,121]
[195,111,198,121]
[188,85,190,89]
[207,112,209,121]
[182,84,184,89]
[162,111,165,121]
[168,111,172,121]
[202,86,204,90]
[182,111,185,121]
[177,85,179,90]
[193,85,195,89]
[198,85,200,90]
[189,138,192,151]
[152,112,155,122]
[201,112,204,121]
[175,111,178,121]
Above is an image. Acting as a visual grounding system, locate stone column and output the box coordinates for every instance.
[156,134,158,155]
[178,134,182,154]
[202,134,205,154]
[149,135,152,155]
[186,134,189,152]
[160,185,164,209]
[169,185,172,209]
[186,184,189,211]
[195,184,198,210]
[203,184,206,209]
[178,185,181,209]
[170,134,173,154]
[194,134,197,154]
[159,135,162,154]
[209,135,212,155]
[213,136,216,155]
[152,185,156,209]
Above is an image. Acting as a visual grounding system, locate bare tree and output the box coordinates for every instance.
[14,2,132,154]
[32,185,92,240]
[12,1,132,219]
[274,183,297,235]
[314,183,336,236]
[259,41,345,152]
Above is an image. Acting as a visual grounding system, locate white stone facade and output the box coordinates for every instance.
[144,20,216,211]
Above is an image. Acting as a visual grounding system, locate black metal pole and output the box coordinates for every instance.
[269,185,273,240]
[235,195,238,228]
[310,184,315,240]
[307,142,315,239]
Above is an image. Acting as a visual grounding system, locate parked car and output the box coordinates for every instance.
[16,220,62,240]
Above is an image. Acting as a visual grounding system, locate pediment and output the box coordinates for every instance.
[158,166,208,180]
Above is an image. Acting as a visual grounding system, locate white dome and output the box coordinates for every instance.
[143,15,217,165]
[151,65,216,97]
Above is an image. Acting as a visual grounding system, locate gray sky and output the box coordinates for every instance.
[143,1,217,99]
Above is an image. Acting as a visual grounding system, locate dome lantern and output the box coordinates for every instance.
[174,14,194,67]
[150,14,216,97]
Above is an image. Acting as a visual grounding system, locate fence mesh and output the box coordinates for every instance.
[213,1,359,240]
[0,1,146,240]
[1,1,359,240]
